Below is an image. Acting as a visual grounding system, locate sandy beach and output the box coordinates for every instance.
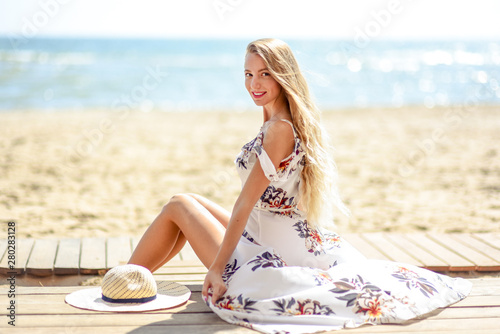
[1,105,499,239]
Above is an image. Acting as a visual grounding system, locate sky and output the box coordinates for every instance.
[1,0,499,40]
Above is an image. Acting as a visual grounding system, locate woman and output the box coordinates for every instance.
[129,38,471,333]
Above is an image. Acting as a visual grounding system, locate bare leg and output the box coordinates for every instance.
[186,193,230,228]
[129,194,229,271]
[150,232,187,273]
[147,194,230,272]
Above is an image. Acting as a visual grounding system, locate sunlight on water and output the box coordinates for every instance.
[0,38,498,111]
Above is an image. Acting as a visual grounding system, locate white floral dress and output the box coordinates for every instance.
[204,119,472,334]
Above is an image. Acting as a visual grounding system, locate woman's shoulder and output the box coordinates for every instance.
[260,119,296,163]
[262,119,294,142]
[262,118,294,137]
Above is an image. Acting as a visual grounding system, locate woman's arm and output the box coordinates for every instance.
[202,120,295,303]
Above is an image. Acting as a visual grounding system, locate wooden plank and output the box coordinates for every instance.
[10,290,500,316]
[0,238,10,275]
[382,233,437,268]
[446,234,500,271]
[405,233,476,271]
[162,260,206,267]
[3,313,500,331]
[365,233,424,266]
[0,313,227,328]
[344,319,500,333]
[427,233,497,270]
[16,238,36,275]
[54,238,81,275]
[347,330,500,334]
[0,238,34,275]
[469,278,500,287]
[342,233,391,260]
[473,233,500,250]
[1,284,203,295]
[10,293,208,315]
[470,284,500,296]
[153,273,206,282]
[106,236,132,268]
[453,234,500,265]
[1,325,254,334]
[171,252,183,262]
[0,239,8,263]
[3,327,493,334]
[6,280,497,297]
[453,295,500,307]
[6,327,497,334]
[431,306,500,319]
[26,239,58,276]
[79,237,107,275]
[155,266,207,275]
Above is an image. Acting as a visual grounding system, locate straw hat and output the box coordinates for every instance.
[65,264,191,312]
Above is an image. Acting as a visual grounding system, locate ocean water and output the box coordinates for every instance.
[0,37,499,112]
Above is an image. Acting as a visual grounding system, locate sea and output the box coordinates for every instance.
[0,37,499,112]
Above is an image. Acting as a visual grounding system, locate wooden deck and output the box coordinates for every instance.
[0,278,499,333]
[0,233,499,333]
[1,233,500,281]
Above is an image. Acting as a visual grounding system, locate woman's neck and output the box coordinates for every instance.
[262,97,290,124]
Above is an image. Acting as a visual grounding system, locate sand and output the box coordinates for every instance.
[0,105,499,239]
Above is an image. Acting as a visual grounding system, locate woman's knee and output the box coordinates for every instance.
[163,193,191,211]
[185,193,206,202]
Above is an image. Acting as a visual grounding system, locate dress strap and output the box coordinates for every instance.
[278,119,296,136]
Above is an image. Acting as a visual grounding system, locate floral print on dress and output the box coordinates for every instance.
[329,275,396,324]
[355,289,397,324]
[241,229,259,245]
[271,297,335,316]
[313,271,334,285]
[215,294,258,313]
[322,231,343,251]
[235,132,264,169]
[391,265,438,298]
[293,220,325,256]
[247,250,286,271]
[222,259,241,284]
[260,186,295,211]
[276,149,303,179]
[276,155,294,175]
[235,124,305,181]
[235,132,264,170]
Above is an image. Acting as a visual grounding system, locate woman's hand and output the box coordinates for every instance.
[202,266,227,305]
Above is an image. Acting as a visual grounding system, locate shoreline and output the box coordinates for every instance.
[1,105,499,238]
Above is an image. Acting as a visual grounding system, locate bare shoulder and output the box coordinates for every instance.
[262,120,295,160]
[263,119,294,143]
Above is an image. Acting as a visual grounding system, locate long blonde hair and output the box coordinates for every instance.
[246,38,349,227]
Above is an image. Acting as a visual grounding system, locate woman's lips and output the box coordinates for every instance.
[252,91,266,99]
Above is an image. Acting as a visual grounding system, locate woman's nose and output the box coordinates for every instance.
[250,77,261,89]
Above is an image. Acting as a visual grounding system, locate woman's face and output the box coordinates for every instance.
[244,53,282,108]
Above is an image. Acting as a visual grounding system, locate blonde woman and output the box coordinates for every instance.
[129,38,471,333]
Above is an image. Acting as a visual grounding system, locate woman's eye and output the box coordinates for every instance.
[245,73,252,77]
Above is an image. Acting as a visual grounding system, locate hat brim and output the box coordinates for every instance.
[65,281,191,312]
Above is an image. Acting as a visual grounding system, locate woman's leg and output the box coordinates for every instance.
[185,193,230,228]
[149,193,231,272]
[128,193,229,271]
[149,232,187,273]
[147,194,231,272]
